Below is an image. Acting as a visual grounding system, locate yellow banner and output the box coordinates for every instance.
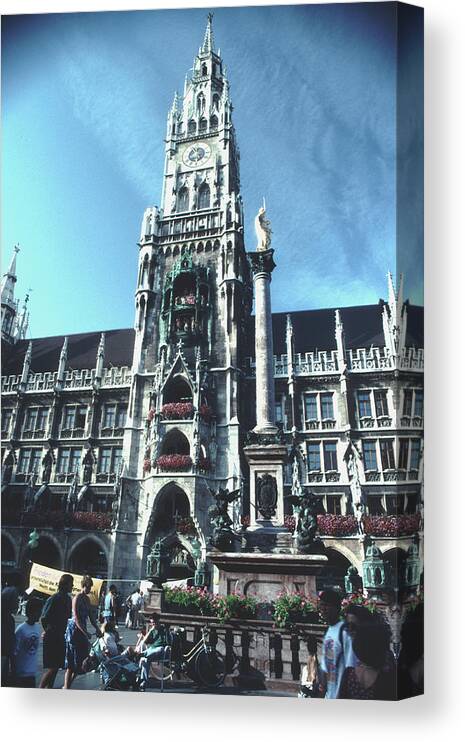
[28,562,104,607]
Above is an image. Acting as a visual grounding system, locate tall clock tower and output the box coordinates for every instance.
[109,16,252,582]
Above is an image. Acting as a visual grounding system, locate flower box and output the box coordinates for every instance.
[161,402,194,420]
[317,514,358,536]
[363,513,421,537]
[156,454,192,471]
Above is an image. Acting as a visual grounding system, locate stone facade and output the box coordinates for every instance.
[1,18,423,598]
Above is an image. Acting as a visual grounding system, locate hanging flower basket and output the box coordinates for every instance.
[156,454,192,472]
[161,402,194,420]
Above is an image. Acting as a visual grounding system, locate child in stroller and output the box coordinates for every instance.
[85,620,142,691]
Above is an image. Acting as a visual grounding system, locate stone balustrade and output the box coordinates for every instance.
[1,366,131,394]
[144,609,325,691]
[245,345,423,378]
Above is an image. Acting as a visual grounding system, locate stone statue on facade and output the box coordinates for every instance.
[207,485,241,551]
[254,201,272,252]
[347,448,365,536]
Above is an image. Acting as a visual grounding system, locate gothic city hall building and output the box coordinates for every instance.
[1,18,423,600]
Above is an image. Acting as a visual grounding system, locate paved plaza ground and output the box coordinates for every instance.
[12,614,295,697]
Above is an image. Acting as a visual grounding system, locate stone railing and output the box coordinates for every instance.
[348,347,394,371]
[400,347,424,371]
[143,610,325,691]
[295,350,339,375]
[245,345,424,379]
[1,366,132,394]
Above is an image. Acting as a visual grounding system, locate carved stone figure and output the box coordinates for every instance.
[254,203,272,252]
[256,473,277,520]
[288,490,323,554]
[207,485,241,550]
[82,449,93,485]
[347,449,365,535]
[146,538,168,585]
[41,452,52,485]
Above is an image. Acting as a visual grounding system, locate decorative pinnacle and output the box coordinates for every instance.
[201,12,215,53]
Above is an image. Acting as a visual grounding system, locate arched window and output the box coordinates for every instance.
[198,183,210,209]
[199,118,207,133]
[212,94,220,111]
[210,115,218,131]
[177,187,189,212]
[187,119,196,135]
[201,63,208,76]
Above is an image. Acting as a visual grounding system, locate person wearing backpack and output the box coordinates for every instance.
[38,573,74,688]
[318,589,356,699]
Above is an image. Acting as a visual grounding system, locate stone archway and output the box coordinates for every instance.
[22,534,63,571]
[68,537,108,579]
[2,532,17,569]
[317,547,355,593]
[143,484,196,582]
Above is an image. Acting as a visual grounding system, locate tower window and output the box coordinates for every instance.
[201,64,208,76]
[198,183,210,209]
[210,115,218,131]
[187,119,196,135]
[199,117,207,133]
[212,94,220,111]
[177,187,189,212]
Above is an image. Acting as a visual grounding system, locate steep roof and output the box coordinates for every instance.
[1,302,423,376]
[244,303,424,357]
[1,328,135,376]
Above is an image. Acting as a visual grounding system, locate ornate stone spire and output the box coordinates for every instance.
[20,341,32,388]
[201,12,215,54]
[94,332,105,385]
[382,272,407,359]
[57,337,69,385]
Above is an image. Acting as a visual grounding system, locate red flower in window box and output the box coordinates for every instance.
[317,514,358,536]
[156,454,192,471]
[147,406,156,422]
[363,513,420,537]
[143,459,151,473]
[161,402,194,420]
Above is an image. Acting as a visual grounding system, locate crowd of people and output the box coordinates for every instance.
[1,578,157,690]
[2,579,423,698]
[299,589,424,701]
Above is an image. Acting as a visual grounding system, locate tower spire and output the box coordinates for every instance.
[201,12,215,53]
[1,244,21,344]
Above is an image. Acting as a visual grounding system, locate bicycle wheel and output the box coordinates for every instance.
[150,658,173,681]
[195,648,226,688]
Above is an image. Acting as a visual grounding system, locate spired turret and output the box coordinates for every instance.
[1,245,30,344]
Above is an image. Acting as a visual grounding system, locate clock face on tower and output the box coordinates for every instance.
[182,142,212,168]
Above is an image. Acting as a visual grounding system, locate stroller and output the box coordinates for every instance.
[87,639,142,691]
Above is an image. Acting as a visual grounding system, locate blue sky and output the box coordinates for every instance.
[2,3,423,339]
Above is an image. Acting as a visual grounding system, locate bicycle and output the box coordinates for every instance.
[150,626,226,689]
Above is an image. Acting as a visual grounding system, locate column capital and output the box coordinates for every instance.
[247,248,276,276]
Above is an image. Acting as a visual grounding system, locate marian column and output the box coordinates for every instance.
[244,205,287,542]
[249,210,277,433]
